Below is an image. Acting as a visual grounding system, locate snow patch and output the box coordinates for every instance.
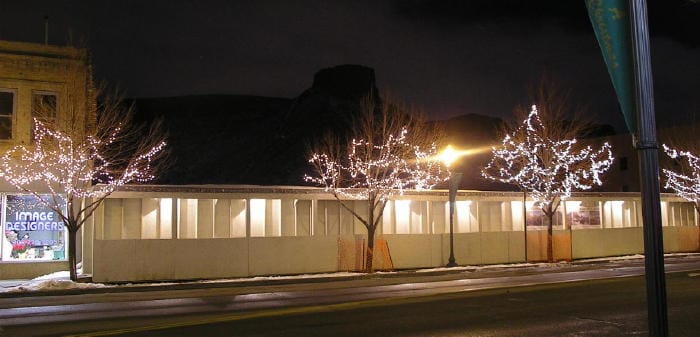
[0,271,366,293]
[576,254,644,263]
[4,279,109,293]
[1,269,109,293]
[200,271,365,283]
[416,262,568,273]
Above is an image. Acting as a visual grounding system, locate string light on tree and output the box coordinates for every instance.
[0,71,167,281]
[481,105,614,262]
[305,126,448,272]
[306,128,447,201]
[662,144,700,210]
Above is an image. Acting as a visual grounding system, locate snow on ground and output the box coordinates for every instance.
[574,253,699,264]
[415,261,570,273]
[200,272,365,284]
[3,279,110,293]
[576,254,645,263]
[1,271,110,293]
[0,271,368,294]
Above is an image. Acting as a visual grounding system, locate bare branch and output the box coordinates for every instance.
[305,92,448,272]
[0,54,168,281]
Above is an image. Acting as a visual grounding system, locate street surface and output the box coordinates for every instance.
[119,271,700,337]
[1,255,699,336]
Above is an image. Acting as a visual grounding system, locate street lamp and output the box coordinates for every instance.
[439,145,463,267]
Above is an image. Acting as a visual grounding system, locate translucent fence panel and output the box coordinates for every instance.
[340,201,356,235]
[295,200,311,236]
[197,199,214,239]
[602,200,638,228]
[178,199,197,238]
[430,201,447,234]
[479,201,505,232]
[231,199,247,238]
[249,199,281,237]
[159,198,173,239]
[317,200,340,236]
[213,199,231,238]
[565,200,602,229]
[391,200,428,234]
[141,198,159,239]
[94,193,696,241]
[455,201,477,233]
[666,202,696,227]
[249,199,266,237]
[510,201,525,231]
[103,199,123,240]
[525,201,563,230]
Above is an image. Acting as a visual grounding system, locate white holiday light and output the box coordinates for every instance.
[482,105,614,205]
[305,125,448,272]
[305,127,448,200]
[0,119,166,202]
[662,144,700,207]
[481,105,613,262]
[0,117,166,281]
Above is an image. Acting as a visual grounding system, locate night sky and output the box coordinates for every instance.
[1,0,698,132]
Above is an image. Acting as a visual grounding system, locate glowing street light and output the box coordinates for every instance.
[439,145,460,168]
[440,145,464,268]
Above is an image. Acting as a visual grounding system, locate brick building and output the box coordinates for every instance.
[0,40,92,278]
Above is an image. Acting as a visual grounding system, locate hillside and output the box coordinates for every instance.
[130,65,616,189]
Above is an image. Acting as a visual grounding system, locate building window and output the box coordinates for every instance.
[619,157,628,171]
[526,207,563,229]
[32,92,58,140]
[565,200,601,229]
[0,90,15,139]
[2,194,67,261]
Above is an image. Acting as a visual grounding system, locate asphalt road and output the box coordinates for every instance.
[111,272,700,337]
[2,256,700,336]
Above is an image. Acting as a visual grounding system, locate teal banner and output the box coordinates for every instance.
[586,0,636,133]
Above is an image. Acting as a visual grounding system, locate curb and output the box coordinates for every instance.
[1,253,698,299]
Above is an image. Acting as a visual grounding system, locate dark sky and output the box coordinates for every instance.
[0,0,698,131]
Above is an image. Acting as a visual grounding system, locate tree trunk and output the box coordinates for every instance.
[364,195,378,273]
[365,225,376,273]
[542,202,555,263]
[68,227,78,282]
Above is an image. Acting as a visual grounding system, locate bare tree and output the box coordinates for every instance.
[305,94,448,272]
[661,120,700,212]
[482,100,613,262]
[0,61,167,281]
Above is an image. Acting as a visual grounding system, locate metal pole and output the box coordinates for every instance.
[523,191,528,262]
[446,172,462,267]
[628,1,668,336]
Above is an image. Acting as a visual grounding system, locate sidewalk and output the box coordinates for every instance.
[1,253,699,299]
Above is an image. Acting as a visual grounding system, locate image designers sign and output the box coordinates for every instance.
[3,195,66,260]
[6,209,64,232]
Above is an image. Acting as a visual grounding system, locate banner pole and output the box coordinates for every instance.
[628,1,669,336]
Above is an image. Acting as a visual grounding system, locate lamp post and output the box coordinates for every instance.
[523,190,527,262]
[440,145,463,267]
